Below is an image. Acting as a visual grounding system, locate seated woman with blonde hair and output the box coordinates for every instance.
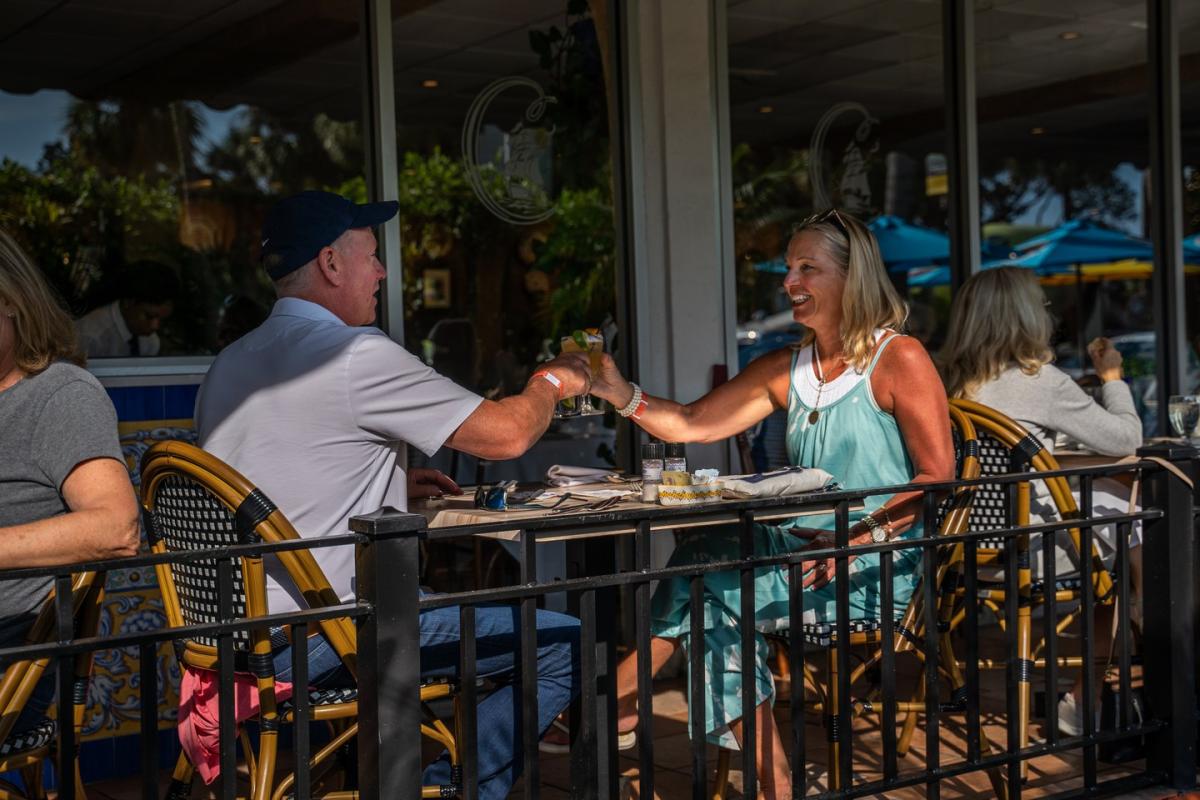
[938,265,1142,735]
[0,229,140,732]
[589,209,954,798]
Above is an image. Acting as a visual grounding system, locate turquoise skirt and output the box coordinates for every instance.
[650,522,922,748]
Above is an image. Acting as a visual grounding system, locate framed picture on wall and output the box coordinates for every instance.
[422,268,451,309]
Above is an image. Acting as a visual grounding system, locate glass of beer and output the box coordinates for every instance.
[558,328,604,416]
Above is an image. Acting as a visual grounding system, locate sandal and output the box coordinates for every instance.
[538,719,639,753]
[538,718,572,754]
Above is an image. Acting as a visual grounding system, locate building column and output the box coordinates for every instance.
[622,0,738,473]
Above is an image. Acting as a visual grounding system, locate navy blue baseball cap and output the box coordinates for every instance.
[260,190,399,280]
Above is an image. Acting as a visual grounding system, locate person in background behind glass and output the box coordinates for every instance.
[0,228,140,734]
[75,259,178,357]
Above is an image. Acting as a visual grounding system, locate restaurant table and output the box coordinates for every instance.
[1054,438,1192,481]
[411,483,852,798]
[1054,450,1126,469]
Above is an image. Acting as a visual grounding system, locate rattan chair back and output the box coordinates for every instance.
[0,570,105,794]
[140,440,356,675]
[948,398,1112,596]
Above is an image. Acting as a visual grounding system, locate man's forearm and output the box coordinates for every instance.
[497,379,559,453]
[447,379,559,460]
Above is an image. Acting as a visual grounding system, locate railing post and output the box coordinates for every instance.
[1138,441,1198,789]
[352,506,429,800]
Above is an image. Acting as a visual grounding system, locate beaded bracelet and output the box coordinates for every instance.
[617,382,647,419]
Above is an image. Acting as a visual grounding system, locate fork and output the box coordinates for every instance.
[548,495,623,515]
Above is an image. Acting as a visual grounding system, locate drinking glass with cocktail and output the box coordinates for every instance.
[1168,395,1200,439]
[556,328,605,417]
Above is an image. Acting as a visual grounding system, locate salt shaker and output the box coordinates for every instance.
[664,442,687,474]
[641,442,664,502]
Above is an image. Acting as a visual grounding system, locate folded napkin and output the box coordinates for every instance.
[546,464,617,487]
[722,466,834,498]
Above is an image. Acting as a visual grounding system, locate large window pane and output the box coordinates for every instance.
[391,0,622,483]
[1183,3,1200,400]
[726,0,948,467]
[974,1,1159,432]
[0,4,365,358]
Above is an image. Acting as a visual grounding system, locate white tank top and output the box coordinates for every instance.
[791,328,891,410]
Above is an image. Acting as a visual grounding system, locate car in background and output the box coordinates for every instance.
[737,310,804,369]
[735,312,804,470]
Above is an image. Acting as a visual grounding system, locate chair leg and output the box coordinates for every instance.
[977,720,1009,800]
[253,728,279,800]
[773,638,792,705]
[19,764,43,800]
[1017,584,1033,781]
[0,777,30,800]
[164,750,195,800]
[896,673,925,757]
[826,646,842,792]
[74,758,87,800]
[712,748,731,800]
[271,722,358,800]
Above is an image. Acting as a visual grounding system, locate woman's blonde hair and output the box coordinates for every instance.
[791,209,908,371]
[0,229,85,374]
[938,266,1053,399]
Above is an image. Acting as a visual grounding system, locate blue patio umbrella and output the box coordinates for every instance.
[909,228,1200,286]
[907,265,950,287]
[751,257,788,275]
[1008,218,1153,272]
[867,215,950,272]
[1184,234,1200,263]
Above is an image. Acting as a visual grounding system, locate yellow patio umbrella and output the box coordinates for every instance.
[1038,259,1200,286]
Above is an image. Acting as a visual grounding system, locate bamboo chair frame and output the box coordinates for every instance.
[712,406,1006,798]
[0,571,105,800]
[140,440,460,800]
[945,398,1116,779]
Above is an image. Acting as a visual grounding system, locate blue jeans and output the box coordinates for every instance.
[274,605,581,800]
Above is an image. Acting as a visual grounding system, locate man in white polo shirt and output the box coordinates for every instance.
[195,190,589,799]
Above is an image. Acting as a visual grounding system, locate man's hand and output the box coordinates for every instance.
[536,352,592,398]
[408,468,461,500]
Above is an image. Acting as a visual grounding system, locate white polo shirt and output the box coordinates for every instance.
[75,300,161,358]
[195,298,483,613]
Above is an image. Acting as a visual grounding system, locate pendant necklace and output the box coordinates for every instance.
[808,341,841,425]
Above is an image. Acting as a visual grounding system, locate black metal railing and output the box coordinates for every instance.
[0,442,1195,800]
[350,442,1198,800]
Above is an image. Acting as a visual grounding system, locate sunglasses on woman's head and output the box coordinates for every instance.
[800,208,850,236]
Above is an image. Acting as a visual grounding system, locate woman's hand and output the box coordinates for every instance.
[1087,337,1124,383]
[798,529,872,590]
[588,352,634,408]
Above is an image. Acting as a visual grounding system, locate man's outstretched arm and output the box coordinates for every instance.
[445,353,591,461]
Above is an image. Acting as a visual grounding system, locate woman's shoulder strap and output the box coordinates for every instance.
[864,329,905,375]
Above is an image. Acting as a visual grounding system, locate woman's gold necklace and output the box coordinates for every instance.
[808,342,844,425]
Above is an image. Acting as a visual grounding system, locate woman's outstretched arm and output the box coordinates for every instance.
[590,348,793,445]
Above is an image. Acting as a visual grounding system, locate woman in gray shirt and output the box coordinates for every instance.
[0,229,140,733]
[939,265,1141,736]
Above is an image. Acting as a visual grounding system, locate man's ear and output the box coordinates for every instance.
[314,245,342,287]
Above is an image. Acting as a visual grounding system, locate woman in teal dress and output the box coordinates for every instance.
[590,209,954,798]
